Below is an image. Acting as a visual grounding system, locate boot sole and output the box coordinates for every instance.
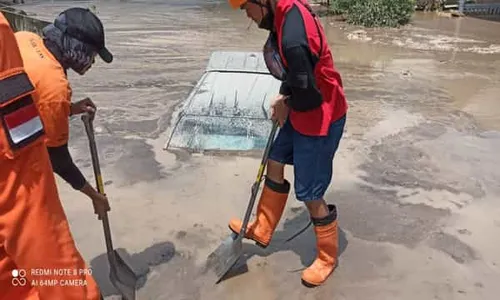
[301,279,319,288]
[301,260,339,288]
[228,226,269,249]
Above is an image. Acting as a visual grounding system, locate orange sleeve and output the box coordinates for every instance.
[37,83,71,148]
[0,14,24,71]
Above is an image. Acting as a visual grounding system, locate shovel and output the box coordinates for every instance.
[206,121,279,283]
[82,114,139,300]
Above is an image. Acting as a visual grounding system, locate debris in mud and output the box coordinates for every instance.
[347,30,372,42]
[402,70,411,77]
[436,11,465,18]
[400,191,419,198]
[176,230,188,239]
[463,44,500,55]
[256,260,269,268]
[391,34,500,54]
[457,228,471,235]
[177,251,193,260]
[290,206,304,214]
[450,200,464,209]
[450,10,465,18]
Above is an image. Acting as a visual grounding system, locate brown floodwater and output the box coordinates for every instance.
[15,1,500,133]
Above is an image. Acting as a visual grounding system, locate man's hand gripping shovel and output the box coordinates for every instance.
[82,114,139,300]
[205,120,279,283]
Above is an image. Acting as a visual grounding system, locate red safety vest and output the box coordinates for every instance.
[274,0,348,136]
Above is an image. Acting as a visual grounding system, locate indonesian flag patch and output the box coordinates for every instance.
[3,101,43,146]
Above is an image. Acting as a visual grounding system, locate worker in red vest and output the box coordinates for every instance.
[0,12,102,299]
[227,0,348,287]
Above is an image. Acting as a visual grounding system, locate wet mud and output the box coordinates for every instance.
[12,1,500,299]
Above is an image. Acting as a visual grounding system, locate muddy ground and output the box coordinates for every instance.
[11,0,500,299]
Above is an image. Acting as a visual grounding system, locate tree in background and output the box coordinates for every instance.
[328,0,416,27]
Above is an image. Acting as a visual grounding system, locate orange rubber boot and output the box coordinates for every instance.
[228,177,290,248]
[301,204,338,287]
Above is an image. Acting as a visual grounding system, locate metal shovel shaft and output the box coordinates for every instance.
[82,114,137,300]
[82,114,116,255]
[208,121,279,282]
[238,121,279,237]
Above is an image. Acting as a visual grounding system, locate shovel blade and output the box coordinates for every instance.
[109,250,138,300]
[206,232,243,283]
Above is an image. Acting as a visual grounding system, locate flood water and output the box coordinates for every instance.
[10,1,500,299]
[16,0,500,136]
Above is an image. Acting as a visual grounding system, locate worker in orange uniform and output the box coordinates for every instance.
[0,12,102,300]
[226,0,348,287]
[15,7,112,217]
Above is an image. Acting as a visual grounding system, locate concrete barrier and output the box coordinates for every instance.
[0,7,50,34]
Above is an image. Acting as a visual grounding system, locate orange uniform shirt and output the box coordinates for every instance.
[1,14,102,300]
[15,31,72,148]
[0,21,44,160]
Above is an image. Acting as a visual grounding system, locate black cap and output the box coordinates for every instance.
[54,7,113,63]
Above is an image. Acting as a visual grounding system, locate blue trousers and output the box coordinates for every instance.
[268,114,346,201]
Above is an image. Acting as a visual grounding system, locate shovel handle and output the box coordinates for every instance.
[239,121,279,236]
[82,114,105,194]
[81,114,116,257]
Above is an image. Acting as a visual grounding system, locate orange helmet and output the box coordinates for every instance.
[228,0,246,9]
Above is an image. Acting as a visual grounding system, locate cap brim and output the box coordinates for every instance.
[98,47,113,63]
[229,0,246,9]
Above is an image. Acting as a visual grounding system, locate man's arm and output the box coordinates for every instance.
[280,5,322,111]
[47,144,87,190]
[47,145,99,200]
[37,94,91,192]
